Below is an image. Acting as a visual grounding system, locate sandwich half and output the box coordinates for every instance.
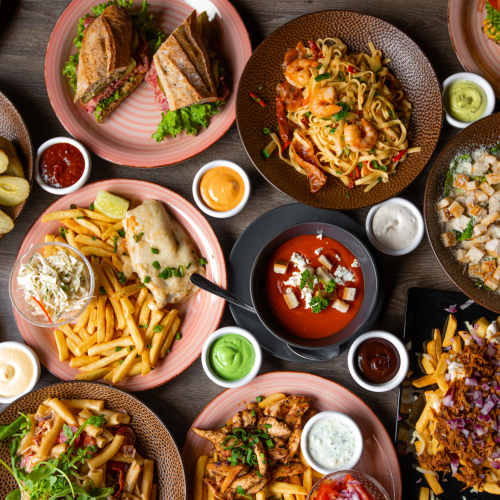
[63,1,165,123]
[146,11,228,141]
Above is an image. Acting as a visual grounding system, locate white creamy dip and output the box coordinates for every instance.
[307,415,358,470]
[372,203,418,251]
[0,345,36,398]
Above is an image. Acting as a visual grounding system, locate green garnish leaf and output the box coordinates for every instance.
[144,276,151,284]
[117,271,127,285]
[324,279,336,294]
[333,102,350,121]
[152,260,161,270]
[200,257,208,267]
[134,232,144,242]
[117,229,125,238]
[311,295,329,314]
[456,217,474,241]
[371,160,387,172]
[153,324,163,333]
[151,247,159,254]
[300,269,315,290]
[315,73,331,82]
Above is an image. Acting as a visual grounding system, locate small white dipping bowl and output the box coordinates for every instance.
[201,326,261,388]
[192,160,250,219]
[366,197,424,256]
[300,411,363,476]
[0,341,40,404]
[35,137,91,195]
[442,72,495,129]
[348,331,409,393]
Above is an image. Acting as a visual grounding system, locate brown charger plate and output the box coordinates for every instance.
[236,10,443,210]
[0,382,186,499]
[0,90,33,238]
[424,112,500,313]
[448,0,500,97]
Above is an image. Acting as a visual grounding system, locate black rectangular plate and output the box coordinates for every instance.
[397,287,497,500]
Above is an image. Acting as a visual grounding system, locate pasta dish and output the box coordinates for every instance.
[272,38,420,193]
[0,398,156,499]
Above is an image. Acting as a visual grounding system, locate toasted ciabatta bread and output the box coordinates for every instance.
[75,4,133,103]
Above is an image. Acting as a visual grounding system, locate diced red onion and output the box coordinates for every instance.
[465,377,478,386]
[445,304,458,313]
[460,299,474,310]
[473,424,486,436]
[492,460,500,470]
[481,396,496,415]
[471,332,485,346]
[450,456,459,475]
[472,457,483,465]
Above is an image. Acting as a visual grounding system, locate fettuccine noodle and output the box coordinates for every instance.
[274,38,421,193]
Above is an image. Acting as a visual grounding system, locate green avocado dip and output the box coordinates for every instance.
[209,334,255,381]
[445,80,487,123]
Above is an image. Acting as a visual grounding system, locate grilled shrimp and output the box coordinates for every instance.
[284,58,316,88]
[310,86,342,118]
[344,119,378,152]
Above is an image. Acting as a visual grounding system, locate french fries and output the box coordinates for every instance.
[43,202,184,385]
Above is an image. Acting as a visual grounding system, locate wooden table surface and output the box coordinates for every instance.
[0,0,473,470]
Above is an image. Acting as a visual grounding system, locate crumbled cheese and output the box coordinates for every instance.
[314,247,323,255]
[333,265,355,285]
[486,321,498,339]
[284,271,301,288]
[290,252,309,272]
[301,286,313,309]
[334,253,341,261]
[316,230,323,240]
[448,360,465,380]
[351,258,360,268]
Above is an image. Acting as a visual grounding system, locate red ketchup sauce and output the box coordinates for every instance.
[266,234,364,339]
[312,474,376,500]
[356,338,400,384]
[40,143,85,188]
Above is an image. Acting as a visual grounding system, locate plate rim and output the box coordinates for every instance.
[236,8,443,210]
[44,0,252,167]
[11,178,227,390]
[0,380,187,499]
[182,370,402,500]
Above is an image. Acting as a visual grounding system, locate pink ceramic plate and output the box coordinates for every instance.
[449,0,500,96]
[45,0,251,166]
[13,179,226,391]
[182,372,402,499]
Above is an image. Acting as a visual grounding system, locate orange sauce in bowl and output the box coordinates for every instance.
[266,234,364,339]
[199,166,245,212]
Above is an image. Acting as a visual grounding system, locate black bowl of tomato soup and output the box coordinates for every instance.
[250,222,379,350]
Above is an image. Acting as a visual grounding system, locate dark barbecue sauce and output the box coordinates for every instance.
[356,338,400,384]
[40,143,85,188]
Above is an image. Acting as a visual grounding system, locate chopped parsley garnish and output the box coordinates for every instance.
[300,269,315,290]
[455,217,474,242]
[315,72,331,81]
[324,279,336,294]
[371,160,387,171]
[152,261,161,270]
[134,232,144,242]
[311,295,330,314]
[175,332,182,340]
[333,102,349,120]
[89,202,95,211]
[115,346,123,352]
[117,272,127,285]
[200,257,208,267]
[151,247,159,254]
[117,229,125,238]
[256,396,263,403]
[99,286,106,295]
[262,127,271,135]
[490,143,500,155]
[153,324,163,333]
[144,276,151,284]
[59,227,67,239]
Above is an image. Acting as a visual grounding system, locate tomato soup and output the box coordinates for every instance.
[266,234,364,339]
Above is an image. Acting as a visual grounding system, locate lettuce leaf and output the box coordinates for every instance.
[94,89,122,120]
[153,102,223,142]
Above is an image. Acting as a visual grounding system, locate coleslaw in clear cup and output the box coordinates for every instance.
[10,242,95,328]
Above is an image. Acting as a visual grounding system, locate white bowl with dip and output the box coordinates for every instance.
[366,197,424,256]
[192,160,250,219]
[442,72,495,129]
[35,137,91,195]
[201,326,262,388]
[0,342,40,404]
[347,331,409,393]
[301,411,363,476]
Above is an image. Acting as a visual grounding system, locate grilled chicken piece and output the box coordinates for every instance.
[258,416,291,439]
[231,472,268,494]
[232,409,257,428]
[192,429,230,457]
[267,441,289,463]
[272,462,305,480]
[263,396,310,428]
[287,428,301,459]
[253,440,268,477]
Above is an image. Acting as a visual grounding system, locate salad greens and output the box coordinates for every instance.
[152,101,223,142]
[0,414,112,500]
[62,0,165,91]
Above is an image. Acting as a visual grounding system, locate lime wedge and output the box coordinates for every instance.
[94,191,130,219]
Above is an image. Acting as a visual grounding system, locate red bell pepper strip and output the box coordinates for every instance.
[31,296,52,322]
[393,149,407,163]
[308,40,321,59]
[109,461,126,498]
[249,91,267,107]
[276,97,292,150]
[347,65,356,73]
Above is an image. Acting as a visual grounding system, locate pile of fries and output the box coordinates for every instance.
[412,314,500,498]
[40,205,182,385]
[193,393,324,500]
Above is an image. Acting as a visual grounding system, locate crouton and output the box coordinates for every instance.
[449,201,465,218]
[472,224,487,237]
[468,263,483,279]
[481,260,497,275]
[493,265,500,281]
[485,239,500,257]
[318,254,333,270]
[475,189,490,202]
[468,203,483,217]
[483,211,500,226]
[450,215,471,232]
[486,173,500,185]
[273,260,288,274]
[466,246,485,264]
[342,287,357,301]
[489,225,500,238]
[283,288,299,309]
[316,266,334,284]
[466,180,478,191]
[456,248,468,263]
[437,197,453,209]
[439,207,452,222]
[454,174,469,189]
[484,277,499,291]
[480,182,495,196]
[441,232,457,248]
[332,299,349,313]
